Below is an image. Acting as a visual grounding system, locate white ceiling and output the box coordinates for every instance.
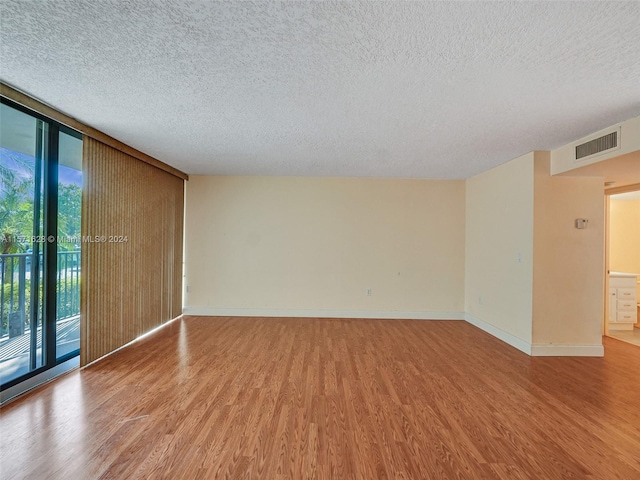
[1,1,639,179]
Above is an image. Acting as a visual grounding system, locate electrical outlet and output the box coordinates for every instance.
[366,288,372,296]
[478,295,483,304]
[186,285,190,293]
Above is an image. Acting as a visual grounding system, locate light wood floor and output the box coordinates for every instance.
[2,317,640,479]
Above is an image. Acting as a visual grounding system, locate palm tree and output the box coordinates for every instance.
[0,150,35,254]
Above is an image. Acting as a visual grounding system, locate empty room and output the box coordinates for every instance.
[1,1,640,479]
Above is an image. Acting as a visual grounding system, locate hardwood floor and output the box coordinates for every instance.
[2,317,640,479]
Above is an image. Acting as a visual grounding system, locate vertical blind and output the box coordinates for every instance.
[81,137,184,366]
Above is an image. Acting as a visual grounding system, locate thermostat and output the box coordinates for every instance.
[575,218,588,229]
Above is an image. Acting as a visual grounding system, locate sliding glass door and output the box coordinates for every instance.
[0,102,45,383]
[0,99,82,390]
[56,130,82,360]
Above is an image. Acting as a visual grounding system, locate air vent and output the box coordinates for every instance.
[575,130,619,161]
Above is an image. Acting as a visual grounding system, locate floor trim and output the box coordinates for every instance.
[182,307,465,321]
[464,313,532,355]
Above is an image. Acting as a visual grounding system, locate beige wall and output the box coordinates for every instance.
[465,153,535,347]
[610,197,640,300]
[609,198,640,274]
[464,151,604,355]
[184,176,465,317]
[532,153,604,348]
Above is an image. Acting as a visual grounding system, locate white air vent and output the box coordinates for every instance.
[574,127,620,162]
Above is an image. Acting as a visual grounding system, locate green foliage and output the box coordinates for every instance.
[57,183,82,250]
[0,169,33,254]
[0,159,82,252]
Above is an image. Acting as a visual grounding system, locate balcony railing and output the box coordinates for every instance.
[0,251,81,339]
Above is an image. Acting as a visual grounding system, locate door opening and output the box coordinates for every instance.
[605,187,640,346]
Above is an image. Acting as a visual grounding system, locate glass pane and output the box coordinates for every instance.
[0,103,46,384]
[56,130,82,359]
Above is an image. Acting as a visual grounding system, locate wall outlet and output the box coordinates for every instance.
[478,295,483,304]
[186,285,190,293]
[366,288,372,296]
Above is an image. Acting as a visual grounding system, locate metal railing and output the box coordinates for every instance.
[56,251,81,322]
[0,251,80,339]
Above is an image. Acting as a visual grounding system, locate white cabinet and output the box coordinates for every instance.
[609,273,638,330]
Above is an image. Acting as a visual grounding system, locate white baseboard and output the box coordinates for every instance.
[463,313,532,355]
[464,313,604,357]
[530,344,604,357]
[609,323,634,331]
[182,306,465,321]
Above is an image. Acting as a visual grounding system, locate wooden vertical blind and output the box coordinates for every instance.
[81,137,184,366]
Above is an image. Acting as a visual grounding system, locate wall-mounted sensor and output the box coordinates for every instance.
[575,218,588,229]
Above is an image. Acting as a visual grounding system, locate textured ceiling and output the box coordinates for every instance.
[1,1,639,179]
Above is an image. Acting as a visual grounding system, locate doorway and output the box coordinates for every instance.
[605,188,640,346]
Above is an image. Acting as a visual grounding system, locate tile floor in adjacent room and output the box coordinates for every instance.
[608,325,640,347]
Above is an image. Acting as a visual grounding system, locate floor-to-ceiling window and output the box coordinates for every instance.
[0,98,82,392]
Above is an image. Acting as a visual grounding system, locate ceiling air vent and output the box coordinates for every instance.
[575,128,620,161]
